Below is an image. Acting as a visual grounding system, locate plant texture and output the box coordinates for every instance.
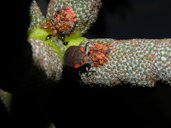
[64,39,171,87]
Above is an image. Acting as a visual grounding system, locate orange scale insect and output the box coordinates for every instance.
[42,6,77,36]
[88,42,113,67]
[94,43,104,50]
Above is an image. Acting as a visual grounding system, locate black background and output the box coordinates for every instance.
[1,0,171,128]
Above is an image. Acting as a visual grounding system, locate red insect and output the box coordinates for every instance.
[64,46,91,69]
[64,42,112,69]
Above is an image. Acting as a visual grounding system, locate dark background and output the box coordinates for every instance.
[1,0,171,128]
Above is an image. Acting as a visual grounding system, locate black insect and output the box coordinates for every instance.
[45,34,52,40]
[64,46,96,77]
[63,42,68,45]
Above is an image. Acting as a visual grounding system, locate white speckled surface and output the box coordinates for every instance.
[80,39,171,87]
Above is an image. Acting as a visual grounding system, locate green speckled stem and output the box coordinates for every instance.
[79,39,171,87]
[29,0,45,30]
[28,38,63,82]
[29,0,101,35]
[46,0,101,34]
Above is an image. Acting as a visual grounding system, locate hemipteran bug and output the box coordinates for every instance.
[64,46,95,77]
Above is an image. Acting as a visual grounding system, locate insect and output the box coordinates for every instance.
[63,42,68,45]
[64,46,95,77]
[45,34,69,46]
[45,34,53,40]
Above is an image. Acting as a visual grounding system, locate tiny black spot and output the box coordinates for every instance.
[63,42,68,45]
[45,34,52,40]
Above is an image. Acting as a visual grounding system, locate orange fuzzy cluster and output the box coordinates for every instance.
[42,6,76,36]
[89,43,112,67]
